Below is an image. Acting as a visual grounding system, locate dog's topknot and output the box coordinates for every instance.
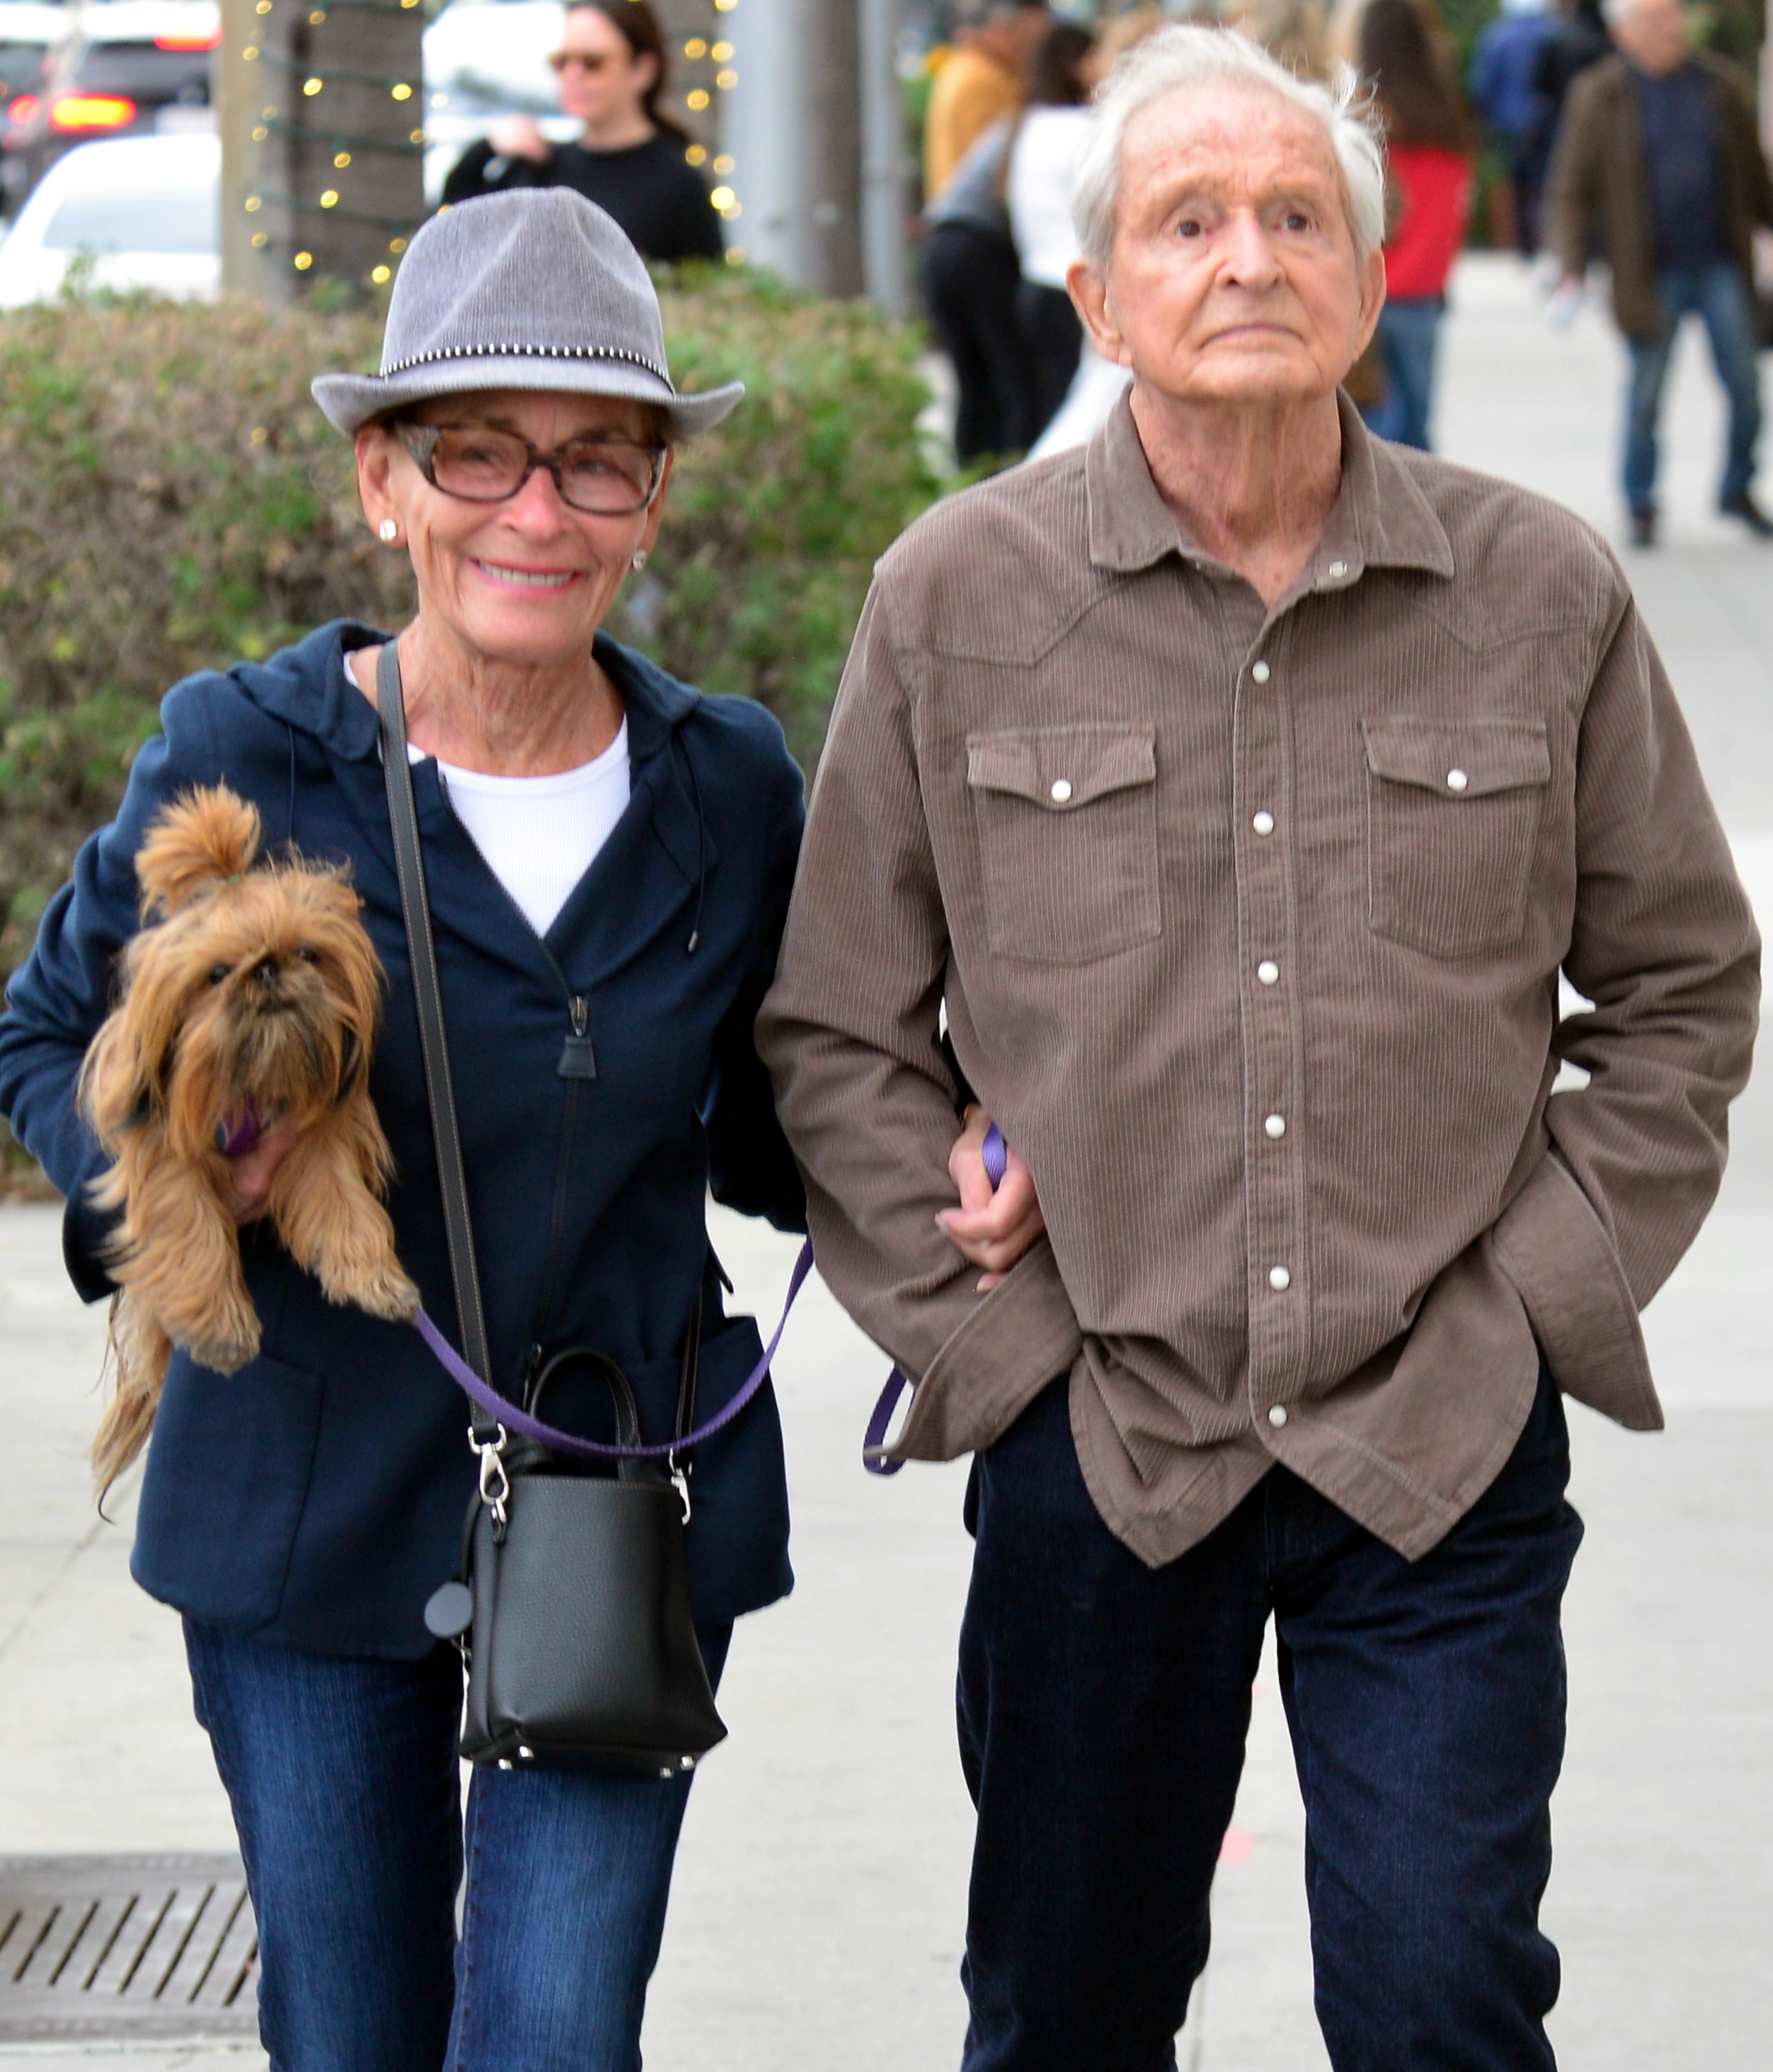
[134,787,263,921]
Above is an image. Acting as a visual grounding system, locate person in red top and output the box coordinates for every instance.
[1359,0,1474,448]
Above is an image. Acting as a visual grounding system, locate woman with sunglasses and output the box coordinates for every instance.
[0,188,1043,2069]
[441,0,725,266]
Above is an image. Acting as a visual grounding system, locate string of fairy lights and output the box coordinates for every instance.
[235,0,745,288]
[680,0,744,265]
[238,0,428,286]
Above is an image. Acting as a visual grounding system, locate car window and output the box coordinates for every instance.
[73,43,210,98]
[44,183,216,255]
[0,38,54,99]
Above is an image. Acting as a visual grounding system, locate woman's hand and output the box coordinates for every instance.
[938,1108,1046,1291]
[487,116,552,163]
[223,1119,300,1225]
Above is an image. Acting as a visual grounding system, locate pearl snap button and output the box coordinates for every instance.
[1050,778,1073,804]
[1328,560,1347,578]
[1268,1404,1289,1428]
[1257,959,1279,985]
[1252,810,1275,836]
[1250,661,1271,685]
[1446,768,1469,793]
[1265,1113,1286,1139]
[1269,1264,1291,1290]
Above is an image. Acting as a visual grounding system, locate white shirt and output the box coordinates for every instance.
[419,721,631,938]
[1007,105,1095,289]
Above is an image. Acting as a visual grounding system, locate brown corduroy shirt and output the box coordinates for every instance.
[757,394,1759,1567]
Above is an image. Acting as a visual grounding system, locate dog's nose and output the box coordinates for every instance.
[253,960,280,990]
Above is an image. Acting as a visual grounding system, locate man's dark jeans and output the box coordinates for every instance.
[1623,261,1762,512]
[957,1366,1582,2071]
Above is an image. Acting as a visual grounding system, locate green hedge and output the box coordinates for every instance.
[0,269,944,1190]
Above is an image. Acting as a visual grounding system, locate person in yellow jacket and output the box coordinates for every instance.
[923,1,1049,200]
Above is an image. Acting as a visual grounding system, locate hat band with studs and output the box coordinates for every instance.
[379,341,674,389]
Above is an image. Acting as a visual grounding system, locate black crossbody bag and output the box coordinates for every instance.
[377,643,728,1778]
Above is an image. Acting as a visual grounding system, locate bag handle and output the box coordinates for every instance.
[376,637,814,1465]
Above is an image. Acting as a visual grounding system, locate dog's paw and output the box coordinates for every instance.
[323,1257,421,1324]
[187,1317,262,1376]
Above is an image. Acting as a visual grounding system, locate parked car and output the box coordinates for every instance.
[1,1,215,207]
[422,0,573,203]
[0,1,69,213]
[0,129,216,305]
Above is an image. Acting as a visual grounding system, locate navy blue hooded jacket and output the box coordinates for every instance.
[0,622,807,1658]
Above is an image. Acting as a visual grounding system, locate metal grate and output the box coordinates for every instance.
[0,1854,258,2042]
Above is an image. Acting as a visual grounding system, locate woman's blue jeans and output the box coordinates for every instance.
[1365,295,1444,451]
[184,1617,731,2071]
[1623,262,1762,513]
[957,1366,1582,2071]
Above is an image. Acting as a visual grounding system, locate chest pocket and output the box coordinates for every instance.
[1363,716,1551,959]
[967,724,1160,965]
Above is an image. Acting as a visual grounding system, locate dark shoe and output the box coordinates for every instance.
[1719,489,1773,539]
[1628,507,1657,548]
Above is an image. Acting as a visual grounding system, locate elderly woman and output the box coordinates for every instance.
[760,25,1754,2071]
[0,189,1030,2068]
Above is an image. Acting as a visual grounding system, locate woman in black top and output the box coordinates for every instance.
[441,0,724,265]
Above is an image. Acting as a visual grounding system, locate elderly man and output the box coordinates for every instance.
[759,26,1757,2072]
[1547,0,1773,545]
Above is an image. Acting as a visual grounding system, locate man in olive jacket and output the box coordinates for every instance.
[1547,0,1773,544]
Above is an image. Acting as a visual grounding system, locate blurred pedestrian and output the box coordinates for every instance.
[1357,0,1474,450]
[925,2,1050,203]
[761,26,1757,2068]
[1532,0,1611,150]
[1468,0,1558,254]
[1007,20,1101,440]
[440,0,723,265]
[1547,0,1773,544]
[923,116,1039,460]
[1234,0,1333,77]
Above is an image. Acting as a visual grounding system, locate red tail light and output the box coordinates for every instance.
[49,94,138,132]
[155,30,220,49]
[7,93,40,125]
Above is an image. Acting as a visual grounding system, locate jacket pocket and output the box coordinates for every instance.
[1363,716,1551,957]
[967,723,1161,965]
[129,1349,325,1634]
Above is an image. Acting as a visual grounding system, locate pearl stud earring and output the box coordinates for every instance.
[631,549,648,572]
[378,519,398,543]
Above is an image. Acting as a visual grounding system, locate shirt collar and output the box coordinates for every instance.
[1085,383,1456,588]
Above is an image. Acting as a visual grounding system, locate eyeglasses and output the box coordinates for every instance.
[548,49,616,73]
[395,422,667,517]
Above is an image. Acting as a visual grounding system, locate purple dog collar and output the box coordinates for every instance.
[863,1123,1006,1477]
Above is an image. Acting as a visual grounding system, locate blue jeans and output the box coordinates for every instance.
[184,1618,732,2071]
[1624,261,1762,511]
[1364,295,1443,451]
[957,1367,1581,2071]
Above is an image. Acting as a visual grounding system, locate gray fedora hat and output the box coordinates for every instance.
[312,188,743,439]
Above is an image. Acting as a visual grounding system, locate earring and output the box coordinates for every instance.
[631,548,648,572]
[378,519,398,543]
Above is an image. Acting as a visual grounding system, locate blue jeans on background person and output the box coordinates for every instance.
[1365,295,1444,450]
[955,1366,1581,2072]
[1624,262,1762,514]
[184,1617,732,2071]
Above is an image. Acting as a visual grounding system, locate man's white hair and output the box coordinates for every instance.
[1072,25,1387,270]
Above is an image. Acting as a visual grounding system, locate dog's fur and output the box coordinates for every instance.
[77,787,418,1489]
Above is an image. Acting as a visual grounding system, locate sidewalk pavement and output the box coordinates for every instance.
[1,253,1769,2067]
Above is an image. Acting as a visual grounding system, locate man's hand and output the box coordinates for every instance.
[939,1107,1046,1290]
[487,116,552,163]
[223,1119,299,1225]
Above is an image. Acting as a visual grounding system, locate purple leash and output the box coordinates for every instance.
[863,1123,1007,1477]
[415,1238,813,1463]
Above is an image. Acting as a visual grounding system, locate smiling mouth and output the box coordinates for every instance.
[472,562,579,589]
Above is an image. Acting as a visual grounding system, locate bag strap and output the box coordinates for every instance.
[377,639,813,1465]
[378,643,500,1450]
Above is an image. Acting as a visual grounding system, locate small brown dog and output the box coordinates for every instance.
[78,785,418,1488]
